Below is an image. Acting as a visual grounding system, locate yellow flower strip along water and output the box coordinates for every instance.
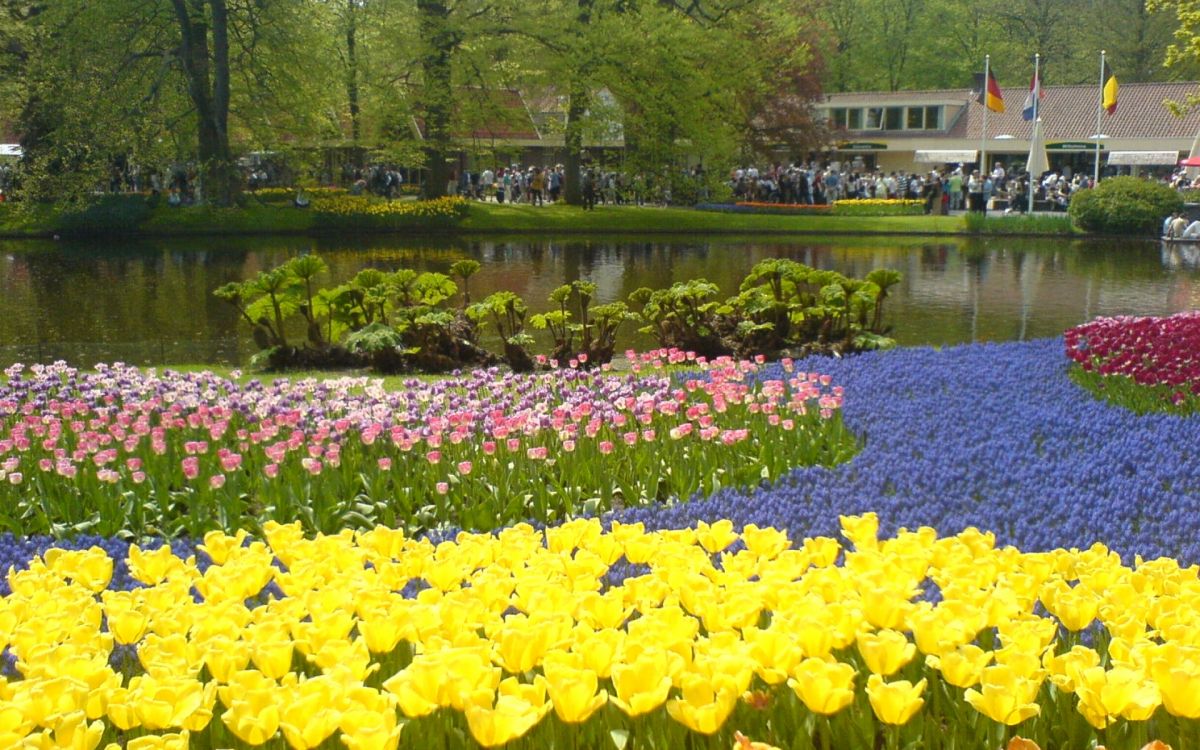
[2,514,1197,750]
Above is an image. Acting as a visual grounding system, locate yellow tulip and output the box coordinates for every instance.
[839,513,880,551]
[463,678,550,749]
[127,545,193,586]
[1045,645,1100,693]
[857,629,916,676]
[740,525,791,560]
[542,653,608,724]
[787,658,856,715]
[665,672,740,735]
[32,710,104,750]
[221,691,280,746]
[865,674,925,726]
[279,681,342,750]
[743,626,803,685]
[963,664,1042,726]
[610,650,674,717]
[926,644,993,688]
[198,529,249,565]
[109,732,190,750]
[339,707,403,750]
[1074,666,1160,729]
[572,626,625,679]
[382,660,443,718]
[695,520,739,554]
[1150,644,1200,718]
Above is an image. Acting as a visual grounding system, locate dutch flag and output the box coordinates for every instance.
[1022,72,1043,121]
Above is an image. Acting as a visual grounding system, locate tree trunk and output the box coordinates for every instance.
[563,85,588,205]
[562,0,594,206]
[346,0,361,146]
[170,0,236,206]
[417,0,456,199]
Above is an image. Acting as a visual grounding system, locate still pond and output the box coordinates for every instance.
[1,234,1196,366]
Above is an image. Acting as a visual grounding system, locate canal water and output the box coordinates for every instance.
[1,234,1197,366]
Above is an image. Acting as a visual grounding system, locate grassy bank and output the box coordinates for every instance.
[0,195,1093,238]
[458,202,965,234]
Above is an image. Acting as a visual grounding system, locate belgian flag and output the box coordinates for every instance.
[1102,61,1118,115]
[974,70,1005,113]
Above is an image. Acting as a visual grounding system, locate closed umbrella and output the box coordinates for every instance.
[1026,118,1048,213]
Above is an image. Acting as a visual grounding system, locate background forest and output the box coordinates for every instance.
[0,0,1196,203]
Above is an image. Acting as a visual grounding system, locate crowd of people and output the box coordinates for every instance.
[447,165,691,207]
[726,161,1093,214]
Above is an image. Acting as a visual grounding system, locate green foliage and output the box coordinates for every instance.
[964,213,1077,235]
[344,322,404,354]
[54,195,154,236]
[1068,177,1184,235]
[1070,364,1200,415]
[630,260,899,358]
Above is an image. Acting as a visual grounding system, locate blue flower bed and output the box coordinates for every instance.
[618,338,1200,563]
[6,337,1200,589]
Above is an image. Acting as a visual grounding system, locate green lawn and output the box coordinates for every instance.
[459,202,967,234]
[1,196,1087,238]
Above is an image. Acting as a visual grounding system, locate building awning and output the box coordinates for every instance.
[1107,150,1179,166]
[914,149,978,163]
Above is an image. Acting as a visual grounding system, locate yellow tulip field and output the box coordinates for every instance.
[2,513,1197,749]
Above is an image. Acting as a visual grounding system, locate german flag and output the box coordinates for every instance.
[974,70,1005,113]
[1102,60,1118,115]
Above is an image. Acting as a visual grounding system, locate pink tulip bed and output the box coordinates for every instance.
[0,350,856,539]
[1065,312,1200,414]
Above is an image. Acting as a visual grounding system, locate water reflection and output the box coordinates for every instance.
[1,235,1197,366]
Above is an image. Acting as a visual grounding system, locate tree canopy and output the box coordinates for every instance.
[0,0,1196,203]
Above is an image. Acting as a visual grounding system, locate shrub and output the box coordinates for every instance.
[56,194,154,236]
[1068,176,1182,235]
[963,213,1076,235]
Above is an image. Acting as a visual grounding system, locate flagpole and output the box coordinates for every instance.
[1094,50,1106,185]
[1029,53,1040,215]
[981,54,990,175]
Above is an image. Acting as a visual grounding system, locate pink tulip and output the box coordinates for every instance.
[264,463,279,478]
[426,450,442,465]
[436,482,449,495]
[378,457,392,471]
[457,461,472,476]
[209,474,226,489]
[598,441,614,455]
[181,457,199,480]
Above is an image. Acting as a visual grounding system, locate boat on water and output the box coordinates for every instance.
[1161,236,1200,244]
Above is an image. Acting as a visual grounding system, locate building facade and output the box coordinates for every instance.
[817,82,1200,176]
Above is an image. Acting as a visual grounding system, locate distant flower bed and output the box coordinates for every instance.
[735,202,832,212]
[1065,312,1200,413]
[248,186,347,203]
[0,352,854,539]
[311,195,470,229]
[3,515,1199,750]
[832,199,925,217]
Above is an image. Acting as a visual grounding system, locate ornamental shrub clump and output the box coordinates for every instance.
[1067,176,1182,235]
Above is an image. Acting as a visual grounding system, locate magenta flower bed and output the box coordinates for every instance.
[0,351,855,538]
[1065,312,1200,393]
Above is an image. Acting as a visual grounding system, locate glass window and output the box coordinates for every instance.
[925,106,942,130]
[831,108,847,128]
[885,107,904,130]
[848,108,863,129]
[906,107,924,129]
[865,108,883,129]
